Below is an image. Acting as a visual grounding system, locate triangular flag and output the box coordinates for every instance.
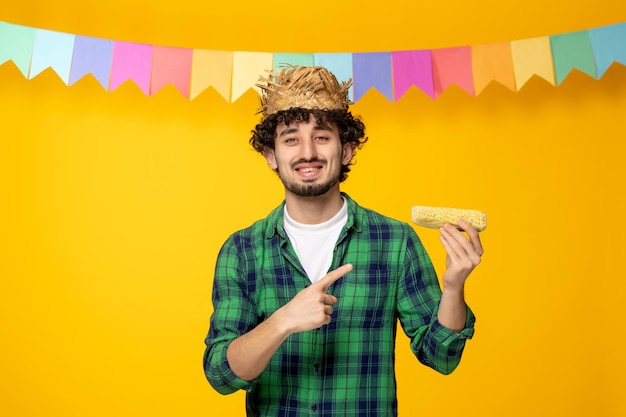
[109,41,153,94]
[510,37,555,88]
[190,50,232,101]
[231,51,273,102]
[431,47,474,97]
[69,36,114,89]
[352,52,393,102]
[391,50,434,100]
[0,22,36,77]
[589,22,626,78]
[471,42,516,94]
[273,53,314,69]
[151,46,193,98]
[29,29,75,84]
[550,31,597,85]
[313,53,353,101]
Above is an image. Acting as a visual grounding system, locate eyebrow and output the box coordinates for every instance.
[278,127,299,137]
[278,124,336,137]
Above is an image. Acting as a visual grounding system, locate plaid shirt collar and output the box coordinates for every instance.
[263,192,363,240]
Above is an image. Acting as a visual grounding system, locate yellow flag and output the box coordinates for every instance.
[190,50,233,101]
[510,37,555,89]
[231,52,274,103]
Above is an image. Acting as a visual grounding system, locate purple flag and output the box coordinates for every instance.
[70,36,114,88]
[352,52,393,102]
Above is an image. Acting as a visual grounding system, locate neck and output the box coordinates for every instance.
[284,187,344,225]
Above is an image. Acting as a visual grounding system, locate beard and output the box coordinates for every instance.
[277,159,341,198]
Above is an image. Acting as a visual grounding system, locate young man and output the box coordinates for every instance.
[204,66,484,416]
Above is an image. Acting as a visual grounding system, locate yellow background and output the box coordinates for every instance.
[2,1,626,416]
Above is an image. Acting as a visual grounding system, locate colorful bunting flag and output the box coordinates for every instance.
[151,46,193,98]
[313,53,354,101]
[232,52,273,102]
[70,36,114,88]
[30,29,75,84]
[550,31,597,85]
[190,50,233,101]
[0,20,624,102]
[0,22,36,77]
[589,22,626,78]
[352,52,393,102]
[432,47,474,97]
[510,37,555,89]
[391,50,434,100]
[110,42,153,94]
[273,53,314,69]
[472,43,516,94]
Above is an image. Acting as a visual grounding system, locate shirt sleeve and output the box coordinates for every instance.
[396,224,476,375]
[203,234,259,394]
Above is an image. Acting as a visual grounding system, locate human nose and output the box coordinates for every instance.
[301,138,317,160]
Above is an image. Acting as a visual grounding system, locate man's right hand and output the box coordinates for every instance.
[277,263,353,334]
[226,263,353,381]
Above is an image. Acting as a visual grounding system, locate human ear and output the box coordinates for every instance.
[342,143,356,165]
[264,149,278,170]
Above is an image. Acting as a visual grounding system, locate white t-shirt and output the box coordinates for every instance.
[283,198,348,283]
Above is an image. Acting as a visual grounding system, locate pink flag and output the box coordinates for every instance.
[109,41,153,94]
[151,46,193,98]
[391,50,434,100]
[431,47,474,97]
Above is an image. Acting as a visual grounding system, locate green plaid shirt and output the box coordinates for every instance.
[204,193,475,416]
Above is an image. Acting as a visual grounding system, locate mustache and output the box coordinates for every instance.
[290,158,327,170]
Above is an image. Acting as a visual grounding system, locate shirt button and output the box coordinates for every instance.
[311,404,317,411]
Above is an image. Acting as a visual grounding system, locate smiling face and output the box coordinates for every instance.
[264,114,354,199]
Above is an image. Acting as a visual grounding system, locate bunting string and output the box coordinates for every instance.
[1,20,625,102]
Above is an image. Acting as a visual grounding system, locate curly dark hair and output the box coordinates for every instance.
[250,107,368,182]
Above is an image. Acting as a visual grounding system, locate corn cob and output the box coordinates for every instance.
[411,206,487,232]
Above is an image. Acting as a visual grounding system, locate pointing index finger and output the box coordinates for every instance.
[318,263,353,290]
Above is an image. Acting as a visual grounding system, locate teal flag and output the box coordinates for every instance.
[313,53,353,100]
[550,31,597,85]
[273,53,314,70]
[589,23,626,77]
[0,22,36,77]
[30,29,76,83]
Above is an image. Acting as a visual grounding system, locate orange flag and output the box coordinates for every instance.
[471,43,516,94]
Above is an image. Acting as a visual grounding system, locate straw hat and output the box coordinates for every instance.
[256,66,352,117]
